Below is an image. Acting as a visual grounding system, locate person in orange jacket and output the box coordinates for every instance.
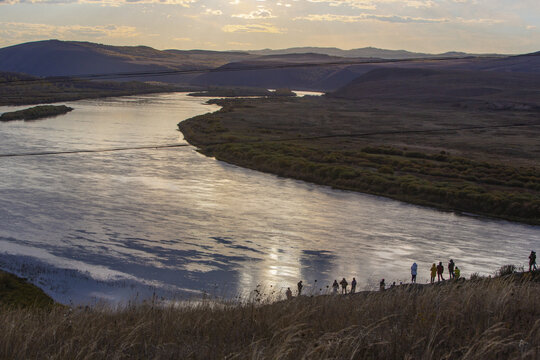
[430,263,437,284]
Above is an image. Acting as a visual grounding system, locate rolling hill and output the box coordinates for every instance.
[1,40,538,92]
[329,67,540,106]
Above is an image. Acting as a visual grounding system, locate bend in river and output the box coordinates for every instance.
[0,93,538,304]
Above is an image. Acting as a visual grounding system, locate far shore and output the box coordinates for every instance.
[178,97,540,225]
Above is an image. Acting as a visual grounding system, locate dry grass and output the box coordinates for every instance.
[1,274,539,359]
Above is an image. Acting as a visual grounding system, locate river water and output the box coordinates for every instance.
[0,93,538,304]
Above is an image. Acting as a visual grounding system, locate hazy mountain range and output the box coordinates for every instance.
[248,46,504,59]
[0,40,539,92]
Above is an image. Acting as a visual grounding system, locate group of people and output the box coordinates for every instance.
[426,259,461,284]
[284,251,537,299]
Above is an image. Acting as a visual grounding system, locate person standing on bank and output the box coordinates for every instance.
[529,251,537,272]
[340,278,348,294]
[430,263,437,284]
[437,262,445,282]
[351,277,357,294]
[379,279,385,291]
[285,287,293,300]
[332,280,339,295]
[297,280,303,296]
[448,259,455,279]
[411,262,418,283]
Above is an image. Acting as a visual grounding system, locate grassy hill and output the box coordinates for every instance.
[4,40,534,91]
[0,40,252,82]
[329,68,540,105]
[0,270,538,359]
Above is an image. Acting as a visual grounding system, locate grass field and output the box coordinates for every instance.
[179,97,540,224]
[1,270,538,359]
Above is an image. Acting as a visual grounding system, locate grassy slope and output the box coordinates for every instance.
[0,270,54,309]
[0,273,538,359]
[178,97,540,224]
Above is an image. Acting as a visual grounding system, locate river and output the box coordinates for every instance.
[0,92,538,304]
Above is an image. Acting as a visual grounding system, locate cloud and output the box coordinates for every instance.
[222,23,285,33]
[305,0,434,9]
[232,7,275,19]
[0,22,140,41]
[294,13,447,23]
[202,8,222,15]
[0,0,197,6]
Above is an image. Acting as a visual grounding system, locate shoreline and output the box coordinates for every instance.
[178,97,540,226]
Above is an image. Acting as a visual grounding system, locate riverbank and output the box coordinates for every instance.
[0,71,190,106]
[178,97,540,225]
[0,105,73,121]
[1,269,538,359]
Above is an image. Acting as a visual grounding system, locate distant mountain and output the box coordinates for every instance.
[248,47,503,60]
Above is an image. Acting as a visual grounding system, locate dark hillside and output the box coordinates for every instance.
[0,40,254,82]
[0,40,164,78]
[330,68,540,105]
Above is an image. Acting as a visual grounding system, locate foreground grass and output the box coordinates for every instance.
[1,273,539,359]
[178,97,540,224]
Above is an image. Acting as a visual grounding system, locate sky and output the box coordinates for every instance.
[0,0,539,54]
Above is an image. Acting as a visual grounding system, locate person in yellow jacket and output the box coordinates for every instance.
[454,266,461,280]
[430,263,437,284]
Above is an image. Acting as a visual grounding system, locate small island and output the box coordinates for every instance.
[0,105,74,122]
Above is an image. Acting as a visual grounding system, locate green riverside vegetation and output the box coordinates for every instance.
[0,270,538,359]
[0,270,54,309]
[0,105,73,121]
[179,97,540,225]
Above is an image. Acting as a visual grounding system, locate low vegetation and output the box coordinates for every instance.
[0,71,184,106]
[0,105,73,121]
[179,97,540,224]
[0,270,54,309]
[0,270,538,359]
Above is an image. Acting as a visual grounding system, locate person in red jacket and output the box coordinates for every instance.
[437,262,445,282]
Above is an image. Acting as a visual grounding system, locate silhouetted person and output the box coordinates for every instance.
[391,281,396,288]
[529,251,537,272]
[448,259,455,279]
[332,280,339,295]
[437,262,445,282]
[411,262,418,283]
[430,263,437,284]
[285,287,293,300]
[297,280,303,296]
[454,266,461,279]
[379,278,385,291]
[340,278,348,294]
[351,277,357,294]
